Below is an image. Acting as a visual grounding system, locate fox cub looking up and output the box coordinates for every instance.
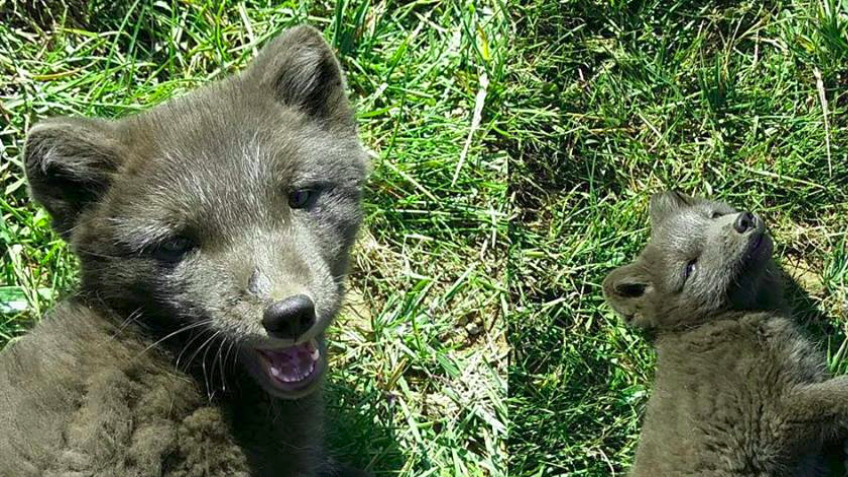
[604,191,848,476]
[0,26,370,477]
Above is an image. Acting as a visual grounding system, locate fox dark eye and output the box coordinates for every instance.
[684,259,697,281]
[152,236,195,262]
[288,188,317,209]
[711,211,723,219]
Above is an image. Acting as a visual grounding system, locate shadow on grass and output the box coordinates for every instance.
[785,272,836,333]
[325,378,404,476]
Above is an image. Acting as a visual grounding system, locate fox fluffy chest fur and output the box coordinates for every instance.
[0,302,324,477]
[0,26,369,477]
[637,313,831,476]
[604,191,848,477]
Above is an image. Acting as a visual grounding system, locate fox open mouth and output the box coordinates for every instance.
[741,229,772,269]
[257,339,322,392]
[747,229,770,254]
[750,232,764,251]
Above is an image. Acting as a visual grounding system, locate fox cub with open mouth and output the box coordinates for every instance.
[0,26,369,477]
[604,191,848,476]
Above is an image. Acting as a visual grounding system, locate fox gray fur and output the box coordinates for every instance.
[604,191,848,477]
[0,26,371,477]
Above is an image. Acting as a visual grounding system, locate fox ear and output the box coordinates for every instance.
[650,190,691,228]
[603,262,655,328]
[246,25,353,128]
[24,117,122,239]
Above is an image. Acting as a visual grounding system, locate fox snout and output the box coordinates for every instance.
[246,269,317,340]
[732,211,765,235]
[713,210,766,247]
[262,294,316,341]
[241,265,325,338]
[723,210,771,268]
[729,211,767,248]
[733,211,755,233]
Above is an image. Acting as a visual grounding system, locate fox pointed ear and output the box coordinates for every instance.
[246,25,353,127]
[650,190,691,229]
[603,262,655,328]
[24,117,122,239]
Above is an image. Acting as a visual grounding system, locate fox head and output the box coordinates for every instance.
[603,191,782,330]
[23,26,367,399]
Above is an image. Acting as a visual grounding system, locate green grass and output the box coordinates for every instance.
[507,0,848,475]
[0,1,508,475]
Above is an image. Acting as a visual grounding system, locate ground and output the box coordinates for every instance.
[506,0,848,475]
[0,1,508,476]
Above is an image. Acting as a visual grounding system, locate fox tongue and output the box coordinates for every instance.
[263,341,319,383]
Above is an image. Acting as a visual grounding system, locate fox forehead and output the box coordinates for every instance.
[98,94,364,205]
[117,99,358,179]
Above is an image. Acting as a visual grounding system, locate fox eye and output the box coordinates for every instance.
[684,259,697,281]
[152,236,195,262]
[288,188,317,209]
[711,211,723,219]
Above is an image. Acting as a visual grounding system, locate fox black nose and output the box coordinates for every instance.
[733,212,755,233]
[262,295,315,340]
